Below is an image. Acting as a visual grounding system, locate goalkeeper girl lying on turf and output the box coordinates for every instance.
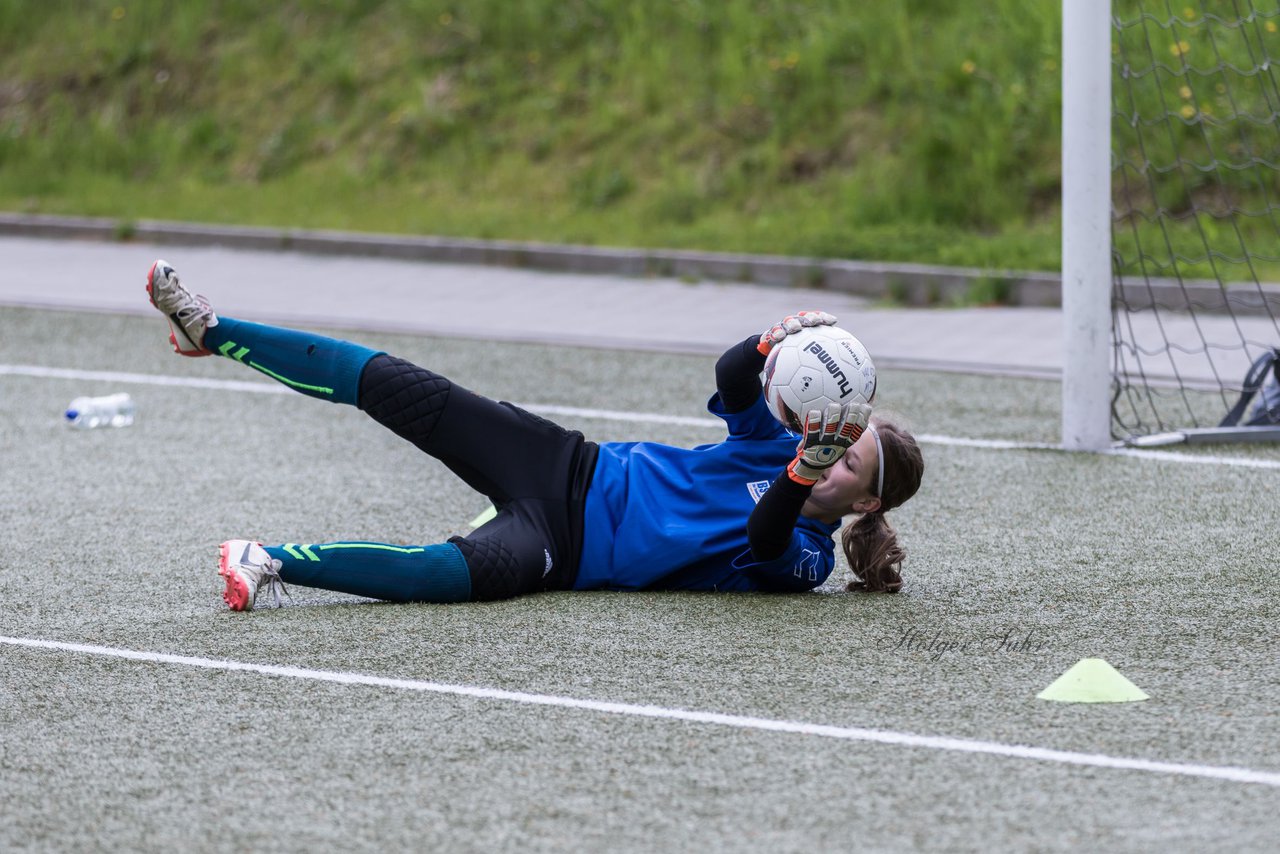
[146,259,924,611]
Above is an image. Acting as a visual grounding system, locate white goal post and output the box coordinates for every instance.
[1064,1,1280,449]
[1062,0,1114,451]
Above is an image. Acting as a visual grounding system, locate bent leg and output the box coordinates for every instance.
[449,508,566,600]
[262,524,553,604]
[265,540,471,603]
[204,317,382,405]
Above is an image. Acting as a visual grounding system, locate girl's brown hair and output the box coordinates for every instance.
[842,419,924,593]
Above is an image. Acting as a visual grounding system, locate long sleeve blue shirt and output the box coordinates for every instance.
[575,393,839,592]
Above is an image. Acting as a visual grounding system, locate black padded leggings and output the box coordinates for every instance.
[356,354,597,599]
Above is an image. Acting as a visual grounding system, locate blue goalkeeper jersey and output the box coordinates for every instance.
[575,393,839,592]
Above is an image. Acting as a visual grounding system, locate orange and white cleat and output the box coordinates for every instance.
[146,259,218,356]
[218,540,288,611]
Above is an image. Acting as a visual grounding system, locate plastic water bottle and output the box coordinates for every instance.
[64,393,136,429]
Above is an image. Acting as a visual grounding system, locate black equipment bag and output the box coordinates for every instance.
[1219,347,1280,427]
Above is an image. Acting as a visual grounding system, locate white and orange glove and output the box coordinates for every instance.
[786,402,873,485]
[757,310,839,356]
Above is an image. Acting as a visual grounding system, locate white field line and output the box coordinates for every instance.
[3,634,1279,789]
[5,363,1280,469]
[916,433,1280,470]
[0,363,295,395]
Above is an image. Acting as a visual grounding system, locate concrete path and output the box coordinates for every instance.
[0,235,1274,384]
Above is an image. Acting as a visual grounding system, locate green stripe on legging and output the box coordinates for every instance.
[247,361,334,395]
[317,543,428,554]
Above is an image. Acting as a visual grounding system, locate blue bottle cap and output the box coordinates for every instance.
[65,409,78,420]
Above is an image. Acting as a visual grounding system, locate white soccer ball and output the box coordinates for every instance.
[762,326,877,432]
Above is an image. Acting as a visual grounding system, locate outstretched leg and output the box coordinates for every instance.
[146,259,580,504]
[148,259,383,405]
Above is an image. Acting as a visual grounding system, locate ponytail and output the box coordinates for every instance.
[842,512,905,592]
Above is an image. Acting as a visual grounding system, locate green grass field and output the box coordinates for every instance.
[7,1,1280,281]
[0,0,1063,270]
[2,304,1278,851]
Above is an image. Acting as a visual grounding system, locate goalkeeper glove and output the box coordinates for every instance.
[757,310,839,356]
[787,402,873,486]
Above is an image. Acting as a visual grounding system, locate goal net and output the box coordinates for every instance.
[1110,0,1280,444]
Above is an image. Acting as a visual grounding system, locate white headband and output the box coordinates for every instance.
[868,423,885,500]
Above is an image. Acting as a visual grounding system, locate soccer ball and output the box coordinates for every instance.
[762,326,877,432]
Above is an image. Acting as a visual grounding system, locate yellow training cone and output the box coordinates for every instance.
[1037,658,1149,703]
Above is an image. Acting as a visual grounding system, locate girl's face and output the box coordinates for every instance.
[801,429,882,523]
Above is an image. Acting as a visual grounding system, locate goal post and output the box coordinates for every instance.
[1064,0,1280,449]
[1062,0,1114,451]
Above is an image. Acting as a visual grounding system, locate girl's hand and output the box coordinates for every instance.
[756,311,838,356]
[786,402,872,485]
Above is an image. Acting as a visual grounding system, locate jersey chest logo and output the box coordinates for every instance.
[746,480,771,503]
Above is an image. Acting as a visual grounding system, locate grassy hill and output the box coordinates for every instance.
[0,0,1064,269]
